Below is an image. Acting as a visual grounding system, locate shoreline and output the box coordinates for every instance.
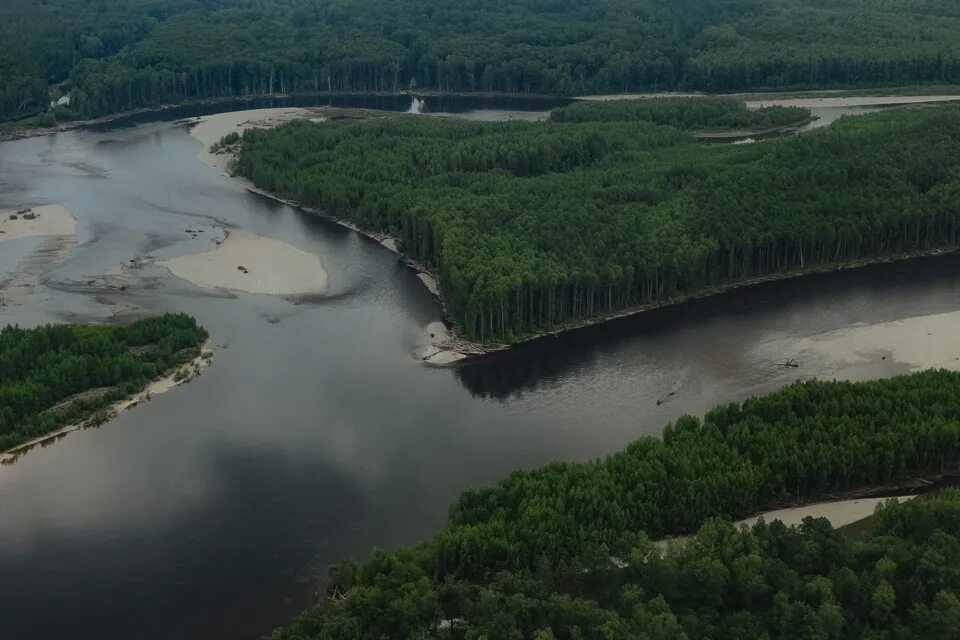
[221,171,960,365]
[0,341,214,464]
[187,108,960,365]
[240,183,960,365]
[0,90,559,143]
[5,85,960,144]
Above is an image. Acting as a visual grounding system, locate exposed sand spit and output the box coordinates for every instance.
[188,108,314,172]
[159,229,328,295]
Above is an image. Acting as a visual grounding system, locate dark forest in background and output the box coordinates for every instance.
[6,0,960,122]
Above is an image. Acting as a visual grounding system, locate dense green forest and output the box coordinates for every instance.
[0,313,208,451]
[6,0,960,122]
[268,370,960,639]
[236,102,960,342]
[549,97,810,130]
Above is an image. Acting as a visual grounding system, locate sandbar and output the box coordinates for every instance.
[755,310,960,379]
[159,229,328,295]
[0,204,75,241]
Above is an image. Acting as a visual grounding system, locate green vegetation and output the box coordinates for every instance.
[6,0,960,123]
[0,313,208,451]
[268,370,960,639]
[549,97,810,130]
[236,102,960,342]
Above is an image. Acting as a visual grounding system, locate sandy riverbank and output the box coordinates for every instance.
[188,108,474,363]
[159,229,328,295]
[654,495,918,552]
[188,107,318,172]
[735,495,917,529]
[0,341,214,464]
[0,204,75,241]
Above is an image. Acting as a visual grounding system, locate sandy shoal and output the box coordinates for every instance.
[189,108,314,172]
[159,229,328,295]
[756,310,960,379]
[0,204,76,242]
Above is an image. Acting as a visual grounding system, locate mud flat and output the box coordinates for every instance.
[159,229,328,295]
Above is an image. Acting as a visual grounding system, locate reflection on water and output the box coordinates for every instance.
[2,104,960,640]
[456,253,960,400]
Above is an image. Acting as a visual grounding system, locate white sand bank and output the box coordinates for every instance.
[159,229,328,295]
[0,205,75,241]
[416,321,468,365]
[574,92,960,108]
[756,310,960,379]
[655,495,917,553]
[736,495,917,530]
[1,342,214,464]
[189,108,313,172]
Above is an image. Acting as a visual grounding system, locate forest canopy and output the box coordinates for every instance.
[6,0,960,122]
[236,102,960,342]
[267,369,960,639]
[0,313,208,451]
[549,97,810,130]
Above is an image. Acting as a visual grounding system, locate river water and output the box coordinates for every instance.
[2,96,960,639]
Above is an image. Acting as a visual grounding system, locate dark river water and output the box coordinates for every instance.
[1,97,960,640]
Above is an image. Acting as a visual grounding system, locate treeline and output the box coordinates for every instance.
[549,97,811,130]
[0,313,208,451]
[7,0,960,122]
[237,103,960,342]
[268,370,960,639]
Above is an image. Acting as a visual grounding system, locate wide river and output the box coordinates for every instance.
[2,95,960,639]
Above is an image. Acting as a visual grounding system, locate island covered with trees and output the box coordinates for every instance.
[6,0,960,124]
[268,369,960,639]
[235,100,960,343]
[0,313,208,452]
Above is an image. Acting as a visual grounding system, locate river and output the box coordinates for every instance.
[1,95,960,639]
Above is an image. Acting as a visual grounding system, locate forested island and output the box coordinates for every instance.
[6,0,960,125]
[235,100,960,343]
[0,313,208,452]
[269,369,960,639]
